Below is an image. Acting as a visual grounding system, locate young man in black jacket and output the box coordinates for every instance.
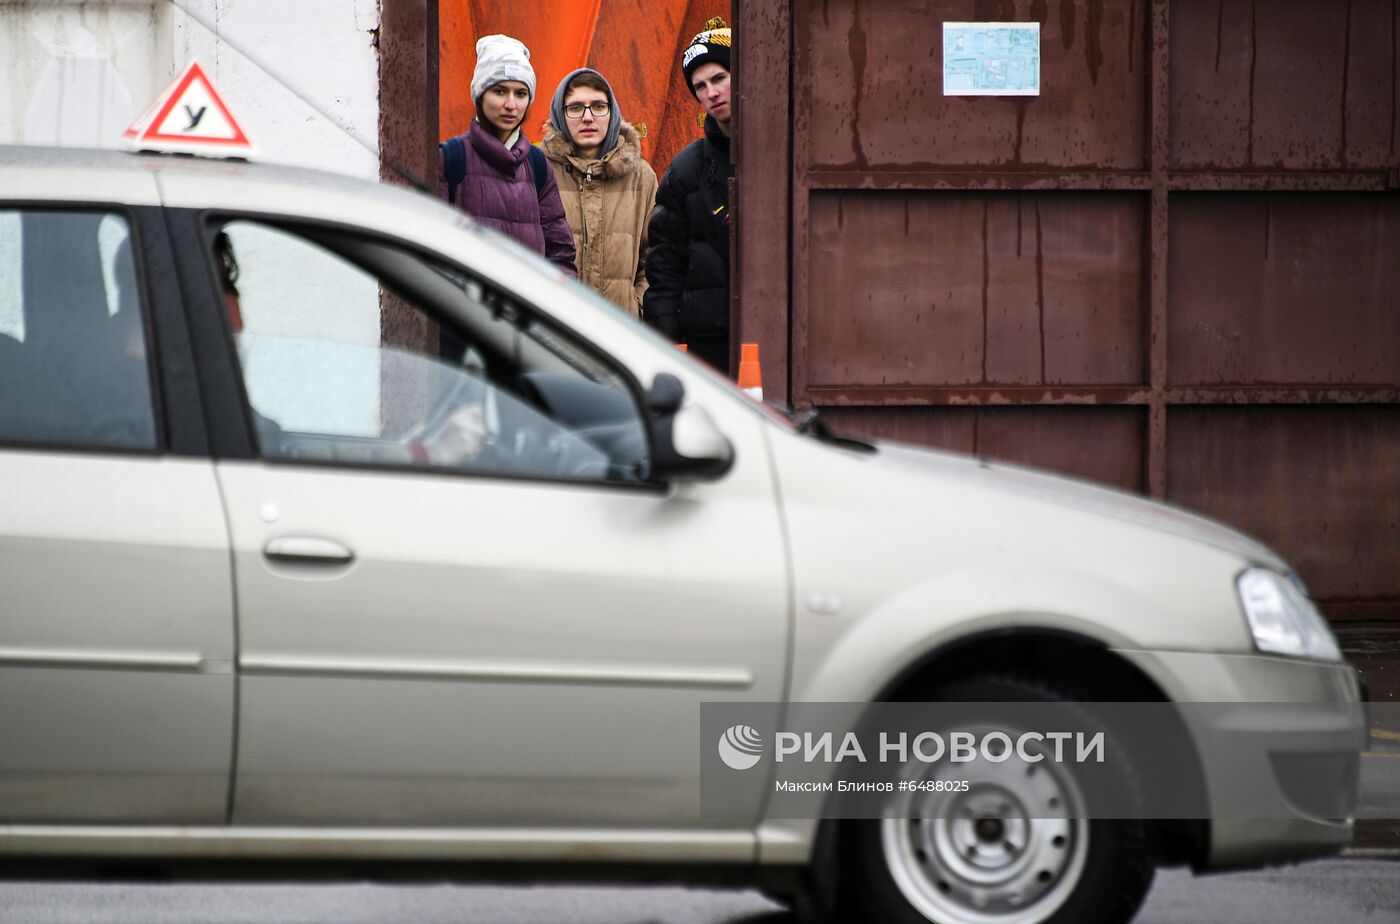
[642,18,735,375]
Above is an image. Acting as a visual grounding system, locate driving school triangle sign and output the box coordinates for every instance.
[125,61,254,157]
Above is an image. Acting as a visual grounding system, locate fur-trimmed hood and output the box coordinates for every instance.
[541,121,644,180]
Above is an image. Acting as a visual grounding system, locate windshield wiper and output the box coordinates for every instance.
[792,408,878,454]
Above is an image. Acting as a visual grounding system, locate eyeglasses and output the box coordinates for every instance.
[564,101,611,119]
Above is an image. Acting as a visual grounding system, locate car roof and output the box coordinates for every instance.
[0,145,462,229]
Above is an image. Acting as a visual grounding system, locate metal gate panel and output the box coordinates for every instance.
[807,191,1146,390]
[1167,406,1400,621]
[823,406,1147,493]
[747,0,1400,621]
[1168,194,1400,386]
[1170,0,1400,171]
[802,0,1148,170]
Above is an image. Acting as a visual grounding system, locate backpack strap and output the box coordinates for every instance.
[442,137,545,202]
[527,145,548,195]
[441,136,467,204]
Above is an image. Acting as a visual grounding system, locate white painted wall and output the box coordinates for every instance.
[0,0,381,177]
[168,0,381,175]
[1,0,387,431]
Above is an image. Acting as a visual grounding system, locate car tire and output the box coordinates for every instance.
[836,675,1155,924]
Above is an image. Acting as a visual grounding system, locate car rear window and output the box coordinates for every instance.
[0,210,157,452]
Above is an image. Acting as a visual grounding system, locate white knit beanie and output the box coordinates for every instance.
[471,34,536,104]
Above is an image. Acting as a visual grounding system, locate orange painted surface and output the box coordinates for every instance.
[439,0,725,178]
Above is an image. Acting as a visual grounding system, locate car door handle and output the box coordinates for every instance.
[263,536,355,565]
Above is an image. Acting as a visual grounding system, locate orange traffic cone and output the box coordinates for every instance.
[738,342,763,401]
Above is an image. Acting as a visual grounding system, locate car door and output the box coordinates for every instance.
[178,216,789,829]
[0,198,234,823]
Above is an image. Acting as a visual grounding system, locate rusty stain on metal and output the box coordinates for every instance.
[808,385,1151,406]
[1169,173,1394,191]
[1247,0,1258,166]
[1013,100,1028,164]
[1214,0,1225,73]
[1128,0,1138,74]
[1341,0,1353,168]
[1031,1,1050,35]
[804,171,1395,192]
[1035,197,1046,382]
[734,0,793,405]
[804,385,1400,407]
[981,199,990,385]
[1148,0,1169,500]
[1170,388,1400,404]
[1061,0,1078,49]
[848,3,868,171]
[1016,195,1023,256]
[975,1,1019,24]
[1087,0,1106,84]
[805,171,1152,190]
[379,0,437,356]
[1263,195,1271,259]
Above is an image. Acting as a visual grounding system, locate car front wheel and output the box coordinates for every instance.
[837,676,1155,924]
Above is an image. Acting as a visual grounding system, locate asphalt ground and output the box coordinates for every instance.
[0,859,1397,923]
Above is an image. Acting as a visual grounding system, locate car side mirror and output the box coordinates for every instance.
[647,373,733,482]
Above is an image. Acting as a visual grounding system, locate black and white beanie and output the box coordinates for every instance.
[681,17,732,96]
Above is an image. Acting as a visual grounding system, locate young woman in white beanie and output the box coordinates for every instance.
[540,69,658,317]
[437,34,576,275]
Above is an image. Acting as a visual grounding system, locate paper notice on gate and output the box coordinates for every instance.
[943,22,1041,96]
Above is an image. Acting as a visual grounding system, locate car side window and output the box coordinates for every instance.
[0,210,157,451]
[213,220,650,484]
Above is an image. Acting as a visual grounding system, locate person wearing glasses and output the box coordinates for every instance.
[437,34,576,276]
[641,18,735,374]
[541,69,658,317]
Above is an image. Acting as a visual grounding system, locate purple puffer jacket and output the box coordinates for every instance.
[438,120,577,276]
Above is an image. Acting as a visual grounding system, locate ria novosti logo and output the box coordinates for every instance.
[717,724,764,770]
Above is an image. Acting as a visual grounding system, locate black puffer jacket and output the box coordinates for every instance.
[642,115,733,345]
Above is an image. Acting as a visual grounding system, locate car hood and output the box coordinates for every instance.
[870,441,1287,571]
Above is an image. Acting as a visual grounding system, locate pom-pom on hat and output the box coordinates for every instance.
[681,17,732,96]
[472,34,536,105]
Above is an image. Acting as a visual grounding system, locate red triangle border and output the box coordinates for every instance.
[137,61,251,148]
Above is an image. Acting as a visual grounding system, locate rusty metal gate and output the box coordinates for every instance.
[734,0,1400,623]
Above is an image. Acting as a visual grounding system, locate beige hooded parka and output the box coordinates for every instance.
[541,121,658,317]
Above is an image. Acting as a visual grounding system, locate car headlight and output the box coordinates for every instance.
[1236,568,1342,662]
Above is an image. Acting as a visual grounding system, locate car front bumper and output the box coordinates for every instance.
[1117,649,1366,869]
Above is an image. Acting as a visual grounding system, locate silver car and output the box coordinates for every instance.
[0,145,1366,924]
